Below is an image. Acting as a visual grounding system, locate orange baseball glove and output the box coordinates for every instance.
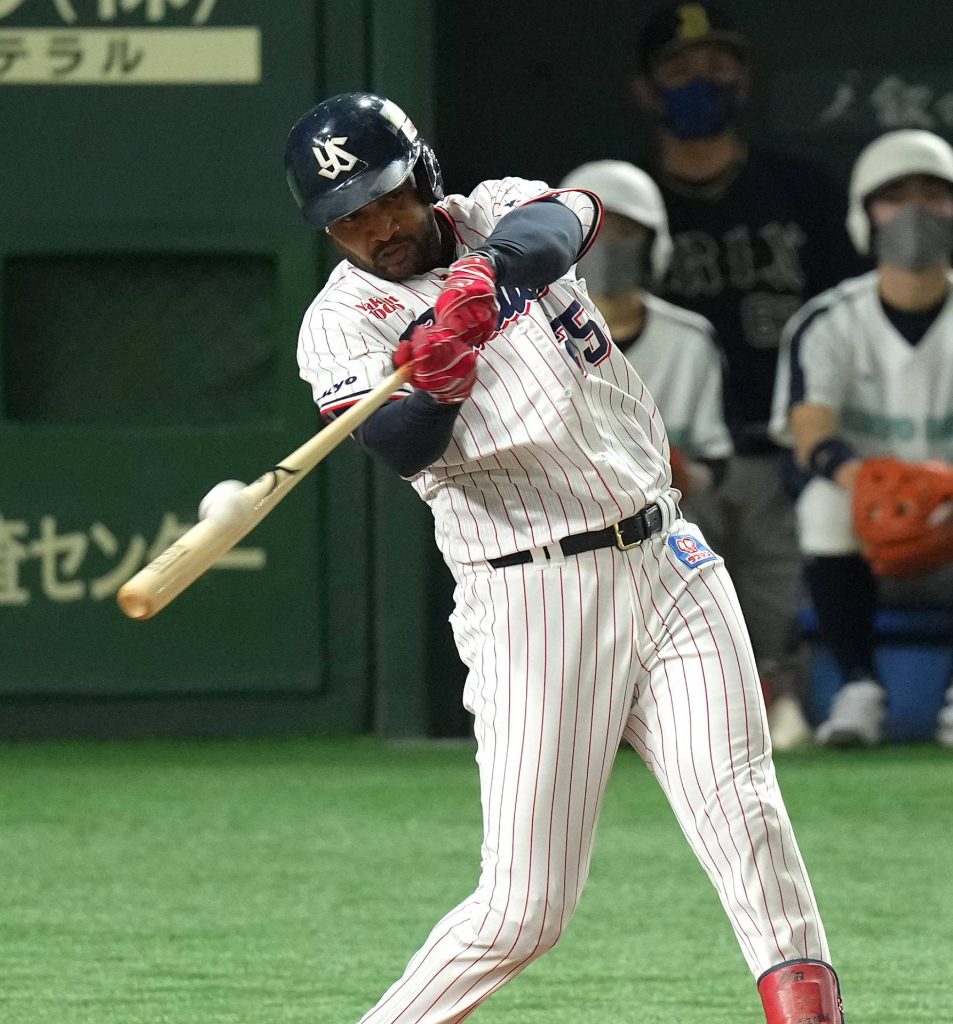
[852,457,953,576]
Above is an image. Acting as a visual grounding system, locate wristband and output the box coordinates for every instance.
[467,248,500,276]
[808,436,858,480]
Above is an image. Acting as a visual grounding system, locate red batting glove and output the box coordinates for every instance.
[434,253,500,348]
[393,325,478,404]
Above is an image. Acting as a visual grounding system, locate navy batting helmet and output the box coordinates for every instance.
[284,92,444,231]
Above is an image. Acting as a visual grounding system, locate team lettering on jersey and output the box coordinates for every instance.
[399,285,541,345]
[550,299,611,370]
[319,374,359,401]
[395,287,613,373]
[312,283,620,405]
[357,295,406,320]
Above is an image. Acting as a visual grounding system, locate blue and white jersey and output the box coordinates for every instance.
[297,177,678,565]
[770,270,953,463]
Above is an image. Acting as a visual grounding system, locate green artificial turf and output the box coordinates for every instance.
[0,738,950,1023]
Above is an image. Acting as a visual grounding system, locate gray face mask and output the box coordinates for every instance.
[874,205,953,270]
[576,236,651,295]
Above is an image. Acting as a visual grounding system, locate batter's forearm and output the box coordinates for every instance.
[355,391,461,477]
[475,198,584,290]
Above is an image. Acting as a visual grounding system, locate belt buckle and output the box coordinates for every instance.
[613,519,642,551]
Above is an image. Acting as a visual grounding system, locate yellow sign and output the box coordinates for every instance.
[0,27,261,84]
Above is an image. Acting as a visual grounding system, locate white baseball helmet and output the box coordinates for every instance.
[560,160,673,282]
[848,129,953,255]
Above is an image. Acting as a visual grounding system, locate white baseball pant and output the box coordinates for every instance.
[358,522,831,1024]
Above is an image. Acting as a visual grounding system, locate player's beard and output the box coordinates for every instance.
[347,214,445,282]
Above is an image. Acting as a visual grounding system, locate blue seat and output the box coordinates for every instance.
[798,606,953,742]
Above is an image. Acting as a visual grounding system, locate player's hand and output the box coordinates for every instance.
[393,325,478,404]
[434,253,500,348]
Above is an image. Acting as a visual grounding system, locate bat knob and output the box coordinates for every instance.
[116,585,154,620]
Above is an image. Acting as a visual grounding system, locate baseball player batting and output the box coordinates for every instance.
[285,91,844,1024]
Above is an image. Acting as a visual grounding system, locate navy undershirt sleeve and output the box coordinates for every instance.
[354,391,461,477]
[475,198,584,290]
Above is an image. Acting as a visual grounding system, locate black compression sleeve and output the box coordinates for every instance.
[354,390,461,478]
[474,198,584,290]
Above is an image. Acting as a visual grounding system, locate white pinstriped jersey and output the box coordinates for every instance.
[298,177,677,565]
[620,294,732,460]
[770,271,953,462]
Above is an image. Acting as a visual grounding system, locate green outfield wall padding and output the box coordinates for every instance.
[0,1,380,735]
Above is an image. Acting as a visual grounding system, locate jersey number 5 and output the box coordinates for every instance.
[550,300,611,371]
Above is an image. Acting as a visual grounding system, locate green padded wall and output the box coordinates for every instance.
[0,0,383,735]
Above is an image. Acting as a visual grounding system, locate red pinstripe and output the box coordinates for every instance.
[572,552,601,920]
[559,571,580,928]
[446,572,559,1010]
[488,323,622,516]
[469,357,577,530]
[687,574,798,953]
[649,557,782,959]
[627,559,763,962]
[626,537,831,974]
[697,569,822,955]
[406,573,543,1023]
[657,551,793,959]
[357,536,831,1024]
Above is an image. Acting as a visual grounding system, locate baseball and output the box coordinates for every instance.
[198,479,249,523]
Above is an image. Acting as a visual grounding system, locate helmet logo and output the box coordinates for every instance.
[676,3,711,40]
[312,137,359,179]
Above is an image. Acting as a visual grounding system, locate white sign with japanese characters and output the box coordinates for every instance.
[0,27,260,83]
[0,1,260,85]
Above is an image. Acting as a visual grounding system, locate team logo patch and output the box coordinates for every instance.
[668,533,718,569]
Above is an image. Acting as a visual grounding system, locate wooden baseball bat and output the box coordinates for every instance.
[117,365,412,621]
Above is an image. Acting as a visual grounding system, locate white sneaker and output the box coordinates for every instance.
[937,685,953,748]
[768,695,812,751]
[815,680,886,747]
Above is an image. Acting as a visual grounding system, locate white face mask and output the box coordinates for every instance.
[576,236,652,295]
[874,205,953,270]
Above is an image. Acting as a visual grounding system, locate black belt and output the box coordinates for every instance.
[488,504,664,569]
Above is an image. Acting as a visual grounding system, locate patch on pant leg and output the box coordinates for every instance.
[667,533,718,569]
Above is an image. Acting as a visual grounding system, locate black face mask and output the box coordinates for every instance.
[658,77,741,139]
[576,237,652,295]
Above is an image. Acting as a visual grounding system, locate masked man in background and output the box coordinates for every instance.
[632,0,863,748]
